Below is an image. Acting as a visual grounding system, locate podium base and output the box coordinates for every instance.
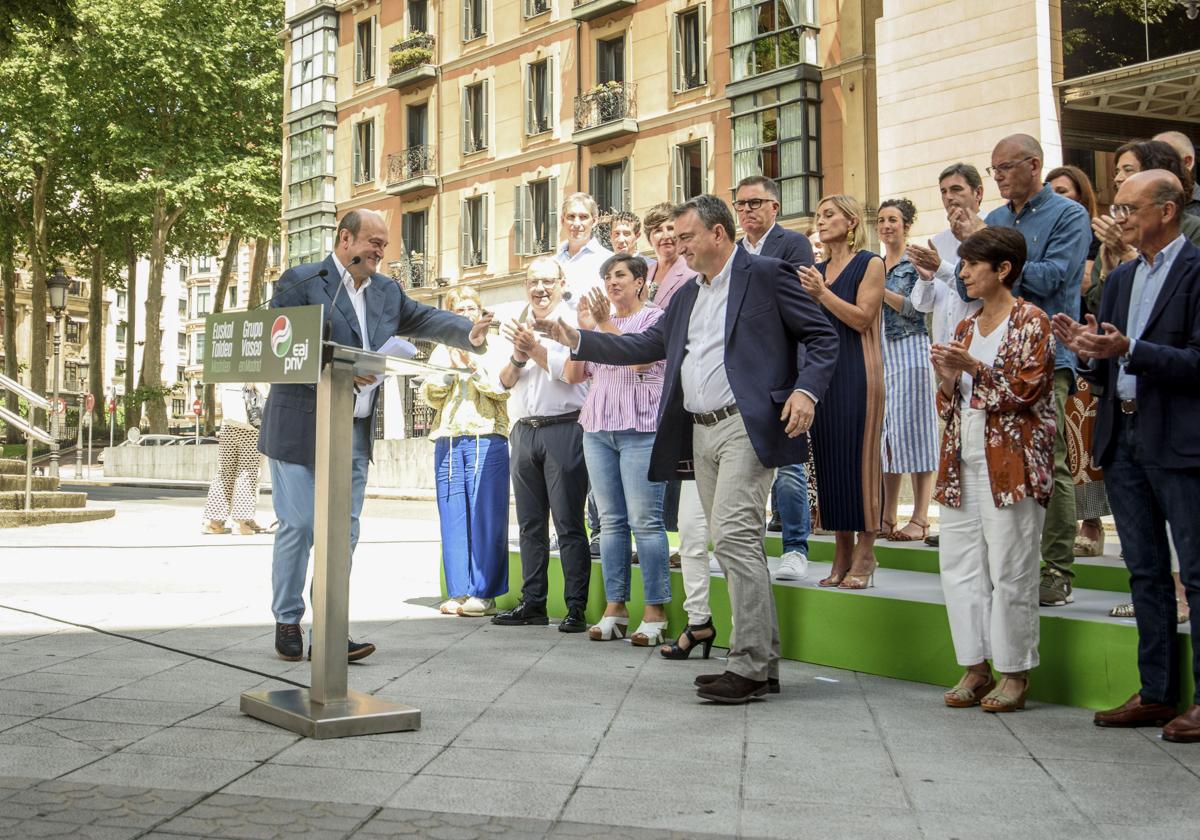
[240,688,421,739]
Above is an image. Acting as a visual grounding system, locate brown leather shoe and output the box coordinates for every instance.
[695,671,769,704]
[1163,704,1200,743]
[695,672,780,694]
[1093,693,1177,728]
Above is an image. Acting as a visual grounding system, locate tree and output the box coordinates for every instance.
[0,209,18,444]
[1063,0,1198,76]
[0,1,77,47]
[80,0,283,433]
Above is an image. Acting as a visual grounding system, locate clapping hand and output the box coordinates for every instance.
[585,287,612,325]
[906,240,941,274]
[797,265,826,300]
[468,309,494,347]
[576,297,596,331]
[930,340,977,374]
[948,207,985,241]
[1091,215,1123,250]
[1051,312,1129,362]
[501,319,539,361]
[531,317,580,350]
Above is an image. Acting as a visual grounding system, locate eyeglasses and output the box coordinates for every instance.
[1110,202,1161,221]
[985,157,1033,177]
[733,198,777,212]
[525,276,559,288]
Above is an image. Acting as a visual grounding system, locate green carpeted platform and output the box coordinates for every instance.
[442,536,1193,712]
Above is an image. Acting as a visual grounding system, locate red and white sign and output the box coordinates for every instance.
[85,393,95,413]
[107,397,117,415]
[53,397,67,415]
[192,399,203,416]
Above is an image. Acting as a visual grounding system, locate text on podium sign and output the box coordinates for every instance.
[201,305,324,384]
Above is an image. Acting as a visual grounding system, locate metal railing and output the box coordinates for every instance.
[389,32,436,74]
[386,145,436,186]
[0,373,53,512]
[390,257,430,289]
[574,81,637,132]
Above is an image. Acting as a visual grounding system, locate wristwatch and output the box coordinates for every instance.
[510,355,528,368]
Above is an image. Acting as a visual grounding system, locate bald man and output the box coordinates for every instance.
[1052,170,1200,741]
[1154,131,1200,217]
[259,209,492,661]
[956,133,1093,607]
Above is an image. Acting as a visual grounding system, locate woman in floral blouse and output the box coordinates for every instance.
[931,227,1056,713]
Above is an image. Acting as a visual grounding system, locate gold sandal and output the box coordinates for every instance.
[980,675,1028,713]
[944,670,996,708]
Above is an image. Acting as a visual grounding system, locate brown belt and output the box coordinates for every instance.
[1120,399,1138,415]
[691,404,739,427]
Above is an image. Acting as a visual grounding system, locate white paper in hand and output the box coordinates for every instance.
[362,337,421,395]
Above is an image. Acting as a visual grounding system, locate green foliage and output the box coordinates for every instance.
[1063,0,1197,76]
[0,0,77,46]
[390,47,434,73]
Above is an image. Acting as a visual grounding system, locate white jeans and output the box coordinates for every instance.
[940,408,1045,673]
[677,479,712,625]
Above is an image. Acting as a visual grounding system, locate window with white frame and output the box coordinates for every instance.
[525,59,554,136]
[355,17,376,83]
[597,36,625,84]
[462,81,489,154]
[731,81,821,216]
[589,160,629,214]
[460,195,489,267]
[730,0,818,83]
[674,5,707,91]
[524,0,551,17]
[289,13,338,112]
[462,0,486,41]
[353,119,376,184]
[672,139,708,203]
[514,177,558,256]
[408,0,428,32]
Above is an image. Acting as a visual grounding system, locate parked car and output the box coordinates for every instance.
[97,433,183,463]
[174,436,219,446]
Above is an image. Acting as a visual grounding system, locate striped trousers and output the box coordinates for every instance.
[203,424,262,522]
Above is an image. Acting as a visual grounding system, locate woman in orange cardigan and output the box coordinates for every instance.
[931,227,1056,713]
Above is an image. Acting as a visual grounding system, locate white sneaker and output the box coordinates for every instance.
[775,551,809,581]
[549,533,560,551]
[457,596,496,617]
[708,553,723,575]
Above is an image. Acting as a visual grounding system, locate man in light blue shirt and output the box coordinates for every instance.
[956,134,1092,607]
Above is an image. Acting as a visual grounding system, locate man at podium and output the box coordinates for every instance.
[258,210,492,662]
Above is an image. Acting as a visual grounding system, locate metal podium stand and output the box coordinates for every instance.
[236,339,460,739]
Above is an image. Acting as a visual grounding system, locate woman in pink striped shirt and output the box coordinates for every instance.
[571,253,673,646]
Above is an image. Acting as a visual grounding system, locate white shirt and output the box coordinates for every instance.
[740,223,777,256]
[681,248,739,414]
[555,239,613,303]
[331,253,374,419]
[960,316,1009,401]
[910,226,983,346]
[504,300,588,422]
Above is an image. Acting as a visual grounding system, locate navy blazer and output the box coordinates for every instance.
[738,225,816,270]
[573,248,838,480]
[1085,238,1200,469]
[258,255,476,466]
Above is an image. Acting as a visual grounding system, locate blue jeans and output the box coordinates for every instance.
[773,462,811,556]
[1104,415,1200,705]
[436,434,510,599]
[582,430,670,605]
[269,417,371,624]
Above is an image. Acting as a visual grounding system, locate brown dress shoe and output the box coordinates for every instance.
[1093,693,1177,728]
[695,672,780,693]
[695,671,769,704]
[1163,704,1200,743]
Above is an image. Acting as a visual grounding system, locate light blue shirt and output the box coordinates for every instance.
[1117,234,1187,399]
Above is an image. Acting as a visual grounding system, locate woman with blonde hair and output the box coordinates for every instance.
[421,286,511,618]
[798,194,885,589]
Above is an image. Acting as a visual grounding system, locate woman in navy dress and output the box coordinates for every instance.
[798,194,885,589]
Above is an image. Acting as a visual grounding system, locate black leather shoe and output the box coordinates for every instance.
[766,514,783,533]
[589,538,601,558]
[695,671,780,694]
[491,600,549,626]
[558,606,587,633]
[925,533,940,547]
[696,671,770,704]
[275,622,303,662]
[306,640,377,662]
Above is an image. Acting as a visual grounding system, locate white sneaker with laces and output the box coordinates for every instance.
[708,553,723,575]
[775,551,809,581]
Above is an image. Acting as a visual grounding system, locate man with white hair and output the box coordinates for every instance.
[1154,131,1200,217]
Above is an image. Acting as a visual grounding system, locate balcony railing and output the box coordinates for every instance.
[389,257,430,289]
[389,33,435,74]
[573,81,637,133]
[386,145,436,185]
[570,0,636,21]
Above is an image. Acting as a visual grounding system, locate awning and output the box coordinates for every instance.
[1056,49,1200,124]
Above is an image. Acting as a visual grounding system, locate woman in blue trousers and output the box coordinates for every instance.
[420,287,510,617]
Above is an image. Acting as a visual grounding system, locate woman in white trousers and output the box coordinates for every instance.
[930,227,1057,713]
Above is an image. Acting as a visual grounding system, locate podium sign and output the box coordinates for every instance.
[201,305,323,384]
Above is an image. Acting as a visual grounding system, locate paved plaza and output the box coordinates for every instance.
[0,490,1197,839]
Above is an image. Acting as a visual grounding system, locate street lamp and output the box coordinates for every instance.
[46,267,71,479]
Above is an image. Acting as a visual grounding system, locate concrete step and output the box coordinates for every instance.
[0,458,28,476]
[0,474,59,492]
[0,491,87,510]
[0,507,115,527]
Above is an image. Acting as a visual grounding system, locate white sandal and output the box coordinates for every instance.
[439,597,467,615]
[588,615,628,641]
[630,620,669,647]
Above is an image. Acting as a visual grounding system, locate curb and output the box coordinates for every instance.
[60,478,436,502]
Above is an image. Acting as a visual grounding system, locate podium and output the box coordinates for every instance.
[203,305,461,738]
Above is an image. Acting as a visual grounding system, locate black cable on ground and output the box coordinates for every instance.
[0,602,308,689]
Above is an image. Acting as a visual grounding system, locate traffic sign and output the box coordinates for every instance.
[193,399,203,416]
[85,393,95,413]
[53,397,67,415]
[107,397,117,415]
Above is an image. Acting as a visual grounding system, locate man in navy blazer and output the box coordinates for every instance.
[536,195,838,703]
[259,210,490,662]
[1053,170,1200,741]
[734,175,817,581]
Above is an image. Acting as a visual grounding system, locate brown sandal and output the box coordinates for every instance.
[944,669,996,708]
[890,518,929,542]
[876,519,897,540]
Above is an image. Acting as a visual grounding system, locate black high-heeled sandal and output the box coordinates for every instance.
[659,619,716,660]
